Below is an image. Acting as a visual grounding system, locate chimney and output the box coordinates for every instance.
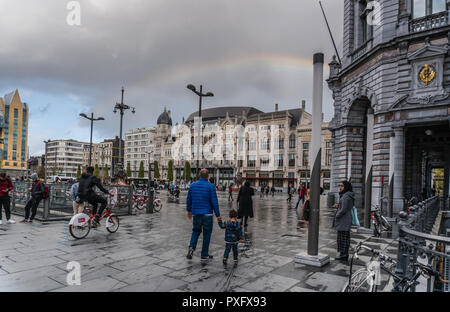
[301,100,306,111]
[168,110,171,117]
[275,104,279,112]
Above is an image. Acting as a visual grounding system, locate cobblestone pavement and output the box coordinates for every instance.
[0,191,399,292]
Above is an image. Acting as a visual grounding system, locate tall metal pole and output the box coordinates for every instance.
[295,53,329,267]
[196,85,203,178]
[119,87,124,173]
[89,113,94,167]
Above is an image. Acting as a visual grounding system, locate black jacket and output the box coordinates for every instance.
[237,185,254,218]
[78,173,109,198]
[31,180,45,198]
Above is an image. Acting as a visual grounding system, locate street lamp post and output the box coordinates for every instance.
[146,151,154,214]
[186,84,214,178]
[114,87,136,176]
[43,140,49,182]
[80,113,104,167]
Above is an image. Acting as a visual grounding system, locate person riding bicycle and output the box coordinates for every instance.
[78,167,113,227]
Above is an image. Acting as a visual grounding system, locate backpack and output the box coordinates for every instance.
[37,182,49,199]
[78,175,94,198]
[302,199,311,221]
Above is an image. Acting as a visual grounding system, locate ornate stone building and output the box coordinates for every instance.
[327,0,450,225]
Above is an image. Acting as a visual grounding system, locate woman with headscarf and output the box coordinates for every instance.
[237,181,254,228]
[333,180,355,261]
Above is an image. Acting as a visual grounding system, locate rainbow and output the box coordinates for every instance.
[145,54,329,86]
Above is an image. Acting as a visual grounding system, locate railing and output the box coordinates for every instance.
[11,182,135,221]
[396,196,450,292]
[409,11,449,33]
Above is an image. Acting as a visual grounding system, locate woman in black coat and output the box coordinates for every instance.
[237,181,254,227]
[333,180,355,261]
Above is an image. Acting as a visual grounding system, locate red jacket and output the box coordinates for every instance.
[299,187,307,197]
[0,178,13,197]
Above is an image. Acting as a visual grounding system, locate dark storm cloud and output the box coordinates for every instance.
[0,0,343,142]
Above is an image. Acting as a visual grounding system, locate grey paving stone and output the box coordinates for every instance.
[113,264,173,285]
[0,256,66,274]
[302,272,349,292]
[239,273,299,292]
[52,277,127,292]
[106,255,163,272]
[114,275,186,292]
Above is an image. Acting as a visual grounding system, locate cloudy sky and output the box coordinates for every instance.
[0,0,344,156]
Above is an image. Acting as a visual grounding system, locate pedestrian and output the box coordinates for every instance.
[237,181,254,228]
[186,169,221,262]
[228,184,233,201]
[295,183,307,211]
[259,185,264,198]
[332,180,355,261]
[287,184,293,203]
[70,179,85,216]
[22,173,45,223]
[0,172,15,225]
[265,185,269,197]
[218,209,243,266]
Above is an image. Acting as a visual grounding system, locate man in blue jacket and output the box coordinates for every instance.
[186,169,222,262]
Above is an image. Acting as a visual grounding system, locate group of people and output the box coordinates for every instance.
[258,185,276,198]
[186,169,255,266]
[184,167,358,265]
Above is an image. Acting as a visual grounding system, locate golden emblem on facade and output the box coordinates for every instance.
[419,64,436,85]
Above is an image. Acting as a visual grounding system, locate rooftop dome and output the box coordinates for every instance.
[157,107,172,126]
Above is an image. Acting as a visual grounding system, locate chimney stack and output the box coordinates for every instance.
[275,104,279,112]
[302,100,306,111]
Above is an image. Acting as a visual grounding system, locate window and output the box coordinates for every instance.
[325,142,332,167]
[289,133,296,148]
[13,130,17,140]
[302,143,309,167]
[248,139,256,151]
[13,141,17,151]
[277,154,284,167]
[289,153,296,167]
[260,156,269,168]
[413,0,446,18]
[14,108,18,118]
[247,155,256,167]
[276,136,284,149]
[12,152,16,161]
[13,119,18,128]
[358,0,373,45]
[260,138,270,151]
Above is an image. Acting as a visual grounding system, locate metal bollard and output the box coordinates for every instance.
[146,188,154,214]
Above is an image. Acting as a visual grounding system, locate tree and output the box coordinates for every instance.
[138,161,145,178]
[184,161,191,181]
[76,165,82,179]
[153,160,160,179]
[37,166,45,179]
[104,164,109,180]
[167,160,174,182]
[126,162,132,178]
[94,164,100,177]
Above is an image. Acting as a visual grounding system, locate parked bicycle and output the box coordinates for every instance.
[68,195,120,239]
[343,241,448,292]
[371,204,392,237]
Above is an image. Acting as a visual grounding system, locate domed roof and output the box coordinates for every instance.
[157,107,172,126]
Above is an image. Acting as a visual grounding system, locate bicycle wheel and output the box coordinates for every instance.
[153,198,162,212]
[106,215,120,233]
[343,269,375,292]
[135,198,146,211]
[69,222,91,239]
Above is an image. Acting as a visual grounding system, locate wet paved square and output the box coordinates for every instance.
[0,191,399,292]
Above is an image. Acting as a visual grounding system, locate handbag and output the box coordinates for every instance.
[351,206,360,226]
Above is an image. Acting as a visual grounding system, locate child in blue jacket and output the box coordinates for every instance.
[218,210,243,265]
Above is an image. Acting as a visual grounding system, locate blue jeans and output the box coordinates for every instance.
[295,196,304,210]
[189,215,213,259]
[224,243,238,260]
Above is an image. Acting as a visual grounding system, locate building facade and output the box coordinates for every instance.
[327,0,450,225]
[83,137,123,177]
[0,90,29,177]
[124,127,156,178]
[46,139,89,178]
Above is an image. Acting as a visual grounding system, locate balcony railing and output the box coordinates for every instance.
[410,11,449,33]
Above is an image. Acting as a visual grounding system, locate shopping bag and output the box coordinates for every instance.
[351,206,360,226]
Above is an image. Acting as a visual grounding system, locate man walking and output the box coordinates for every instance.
[0,172,15,225]
[22,173,44,223]
[295,183,307,211]
[186,169,221,262]
[228,184,233,201]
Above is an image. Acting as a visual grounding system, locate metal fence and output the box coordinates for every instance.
[396,196,450,292]
[11,182,135,221]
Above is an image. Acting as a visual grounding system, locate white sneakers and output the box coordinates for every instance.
[0,219,17,225]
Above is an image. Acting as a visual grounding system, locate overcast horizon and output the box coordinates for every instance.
[0,0,344,157]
